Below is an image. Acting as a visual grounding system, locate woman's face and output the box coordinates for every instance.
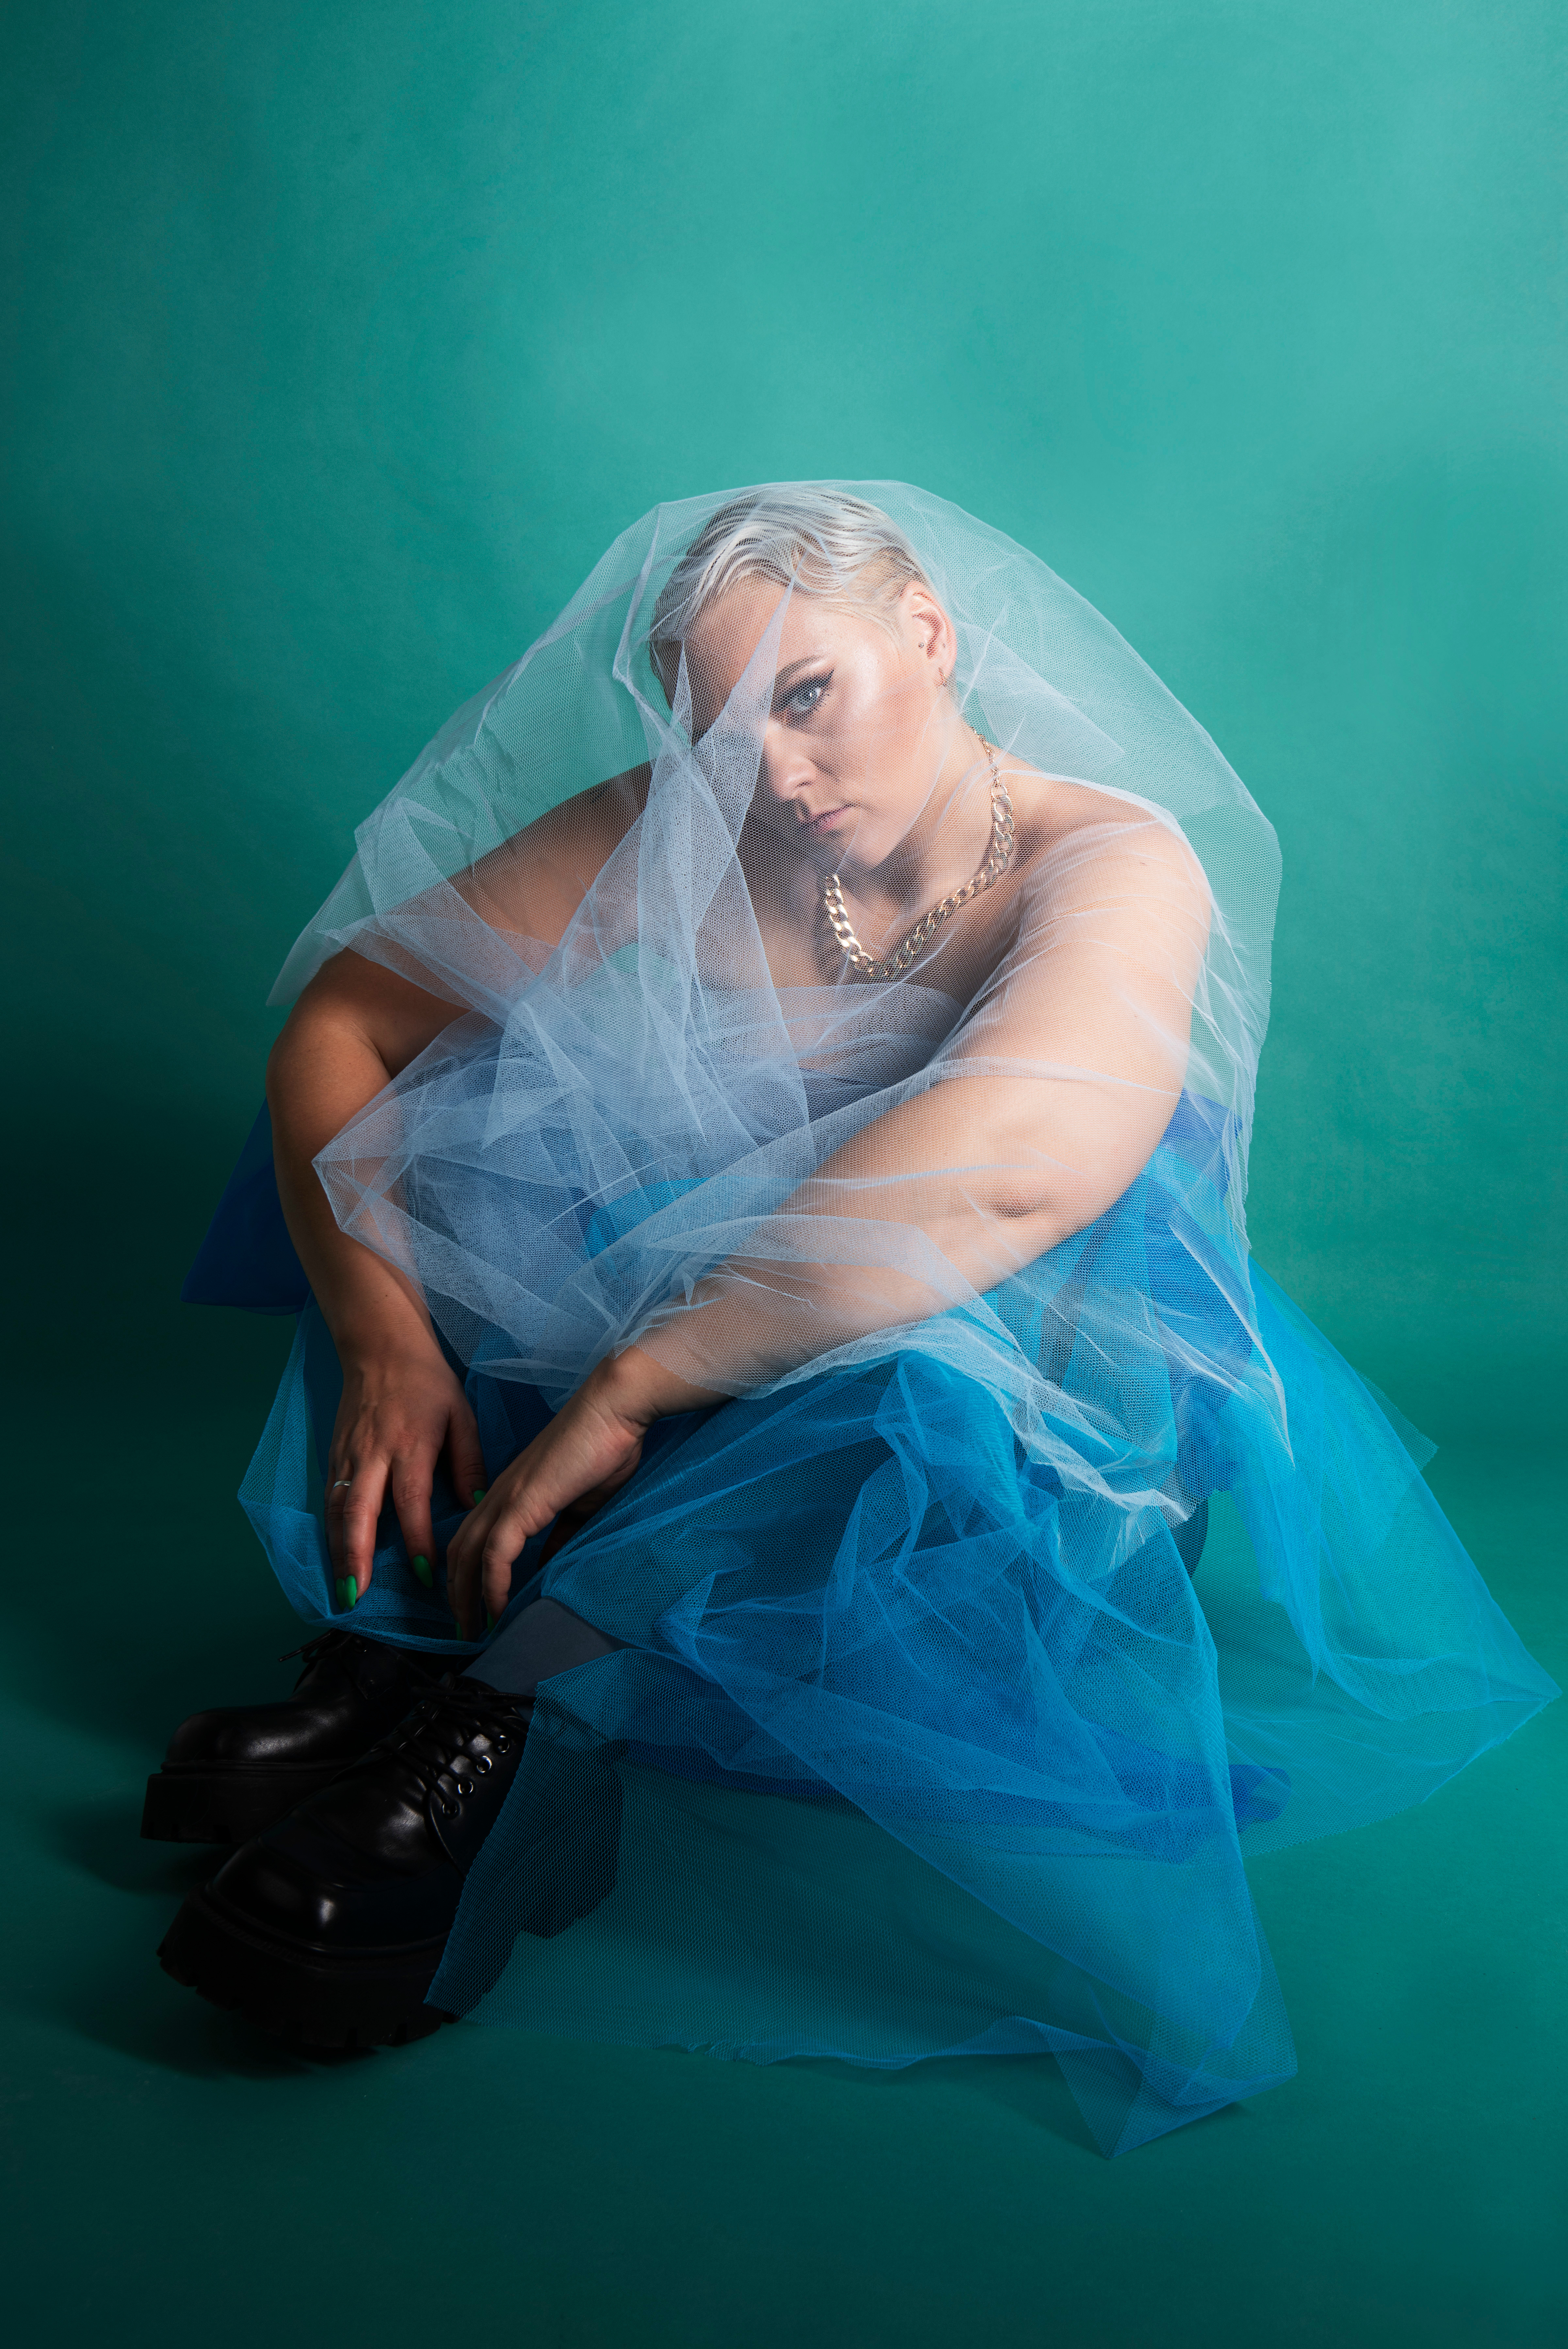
[680,576,968,878]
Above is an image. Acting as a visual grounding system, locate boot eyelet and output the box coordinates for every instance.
[455,1776,475,1797]
[437,1794,459,1818]
[493,1736,511,1754]
[473,1753,493,1775]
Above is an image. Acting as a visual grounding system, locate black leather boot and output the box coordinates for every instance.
[141,1630,447,1845]
[157,1674,622,2050]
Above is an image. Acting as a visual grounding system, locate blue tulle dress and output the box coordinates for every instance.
[190,483,1558,2154]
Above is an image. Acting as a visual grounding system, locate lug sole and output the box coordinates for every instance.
[141,1765,348,1846]
[158,1889,453,2051]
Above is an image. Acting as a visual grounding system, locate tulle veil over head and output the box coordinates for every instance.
[273,483,1274,1396]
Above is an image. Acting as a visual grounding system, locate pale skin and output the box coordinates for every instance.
[267,576,1210,1638]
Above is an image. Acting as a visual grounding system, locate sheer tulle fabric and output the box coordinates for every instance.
[214,484,1554,2154]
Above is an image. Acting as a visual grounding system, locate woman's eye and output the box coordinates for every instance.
[789,676,828,715]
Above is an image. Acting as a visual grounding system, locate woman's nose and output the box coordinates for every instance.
[759,723,814,802]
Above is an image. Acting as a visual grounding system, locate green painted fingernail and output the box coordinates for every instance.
[412,1554,433,1588]
[472,1488,487,1505]
[336,1576,357,1609]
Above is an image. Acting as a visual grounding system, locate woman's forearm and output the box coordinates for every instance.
[612,1213,1041,1416]
[599,1258,958,1425]
[599,1063,1183,1424]
[597,1087,1089,1424]
[265,949,470,1360]
[265,1006,440,1363]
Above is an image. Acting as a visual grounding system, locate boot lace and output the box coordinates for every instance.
[376,1680,531,1819]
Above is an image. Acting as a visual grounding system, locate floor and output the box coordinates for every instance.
[5,1365,1562,2349]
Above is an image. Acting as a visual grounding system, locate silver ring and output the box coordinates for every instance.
[331,1479,352,1490]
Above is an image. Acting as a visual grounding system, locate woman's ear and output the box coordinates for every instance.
[899,581,957,684]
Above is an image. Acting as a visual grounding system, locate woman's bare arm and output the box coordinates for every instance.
[266,952,490,1600]
[266,766,648,1602]
[267,952,462,1358]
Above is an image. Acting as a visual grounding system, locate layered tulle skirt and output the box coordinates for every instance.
[219,1097,1556,2154]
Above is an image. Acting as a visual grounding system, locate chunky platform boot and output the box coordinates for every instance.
[141,1630,447,1846]
[157,1674,621,2049]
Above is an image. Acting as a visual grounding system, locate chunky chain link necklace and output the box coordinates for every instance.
[819,734,1015,981]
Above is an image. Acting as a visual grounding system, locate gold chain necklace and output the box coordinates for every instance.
[819,734,1015,980]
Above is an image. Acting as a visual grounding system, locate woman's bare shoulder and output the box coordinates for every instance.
[496,763,652,876]
[462,764,652,935]
[1003,761,1210,908]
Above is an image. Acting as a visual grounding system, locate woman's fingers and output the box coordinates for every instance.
[445,1389,649,1637]
[325,1449,383,1585]
[326,1468,351,1574]
[321,1357,485,1615]
[445,1467,547,1636]
[390,1448,442,1602]
[448,1482,549,1638]
[478,1490,558,1626]
[444,1403,491,1633]
[338,1454,391,1602]
[446,1404,490,1536]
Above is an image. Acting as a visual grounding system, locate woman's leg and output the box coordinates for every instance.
[469,1598,626,1694]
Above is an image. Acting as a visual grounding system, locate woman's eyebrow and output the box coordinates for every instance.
[770,653,831,702]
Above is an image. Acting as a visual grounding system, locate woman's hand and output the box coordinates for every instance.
[443,1363,655,1638]
[327,1339,487,1605]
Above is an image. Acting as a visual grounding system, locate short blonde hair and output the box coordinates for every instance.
[649,487,929,701]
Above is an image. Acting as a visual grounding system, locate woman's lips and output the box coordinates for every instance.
[800,805,849,837]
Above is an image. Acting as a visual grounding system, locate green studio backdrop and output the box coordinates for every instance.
[2,5,1563,2348]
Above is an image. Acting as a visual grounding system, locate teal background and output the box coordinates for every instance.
[2,4,1562,2344]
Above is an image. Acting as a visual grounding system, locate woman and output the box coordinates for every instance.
[151,484,1555,2154]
